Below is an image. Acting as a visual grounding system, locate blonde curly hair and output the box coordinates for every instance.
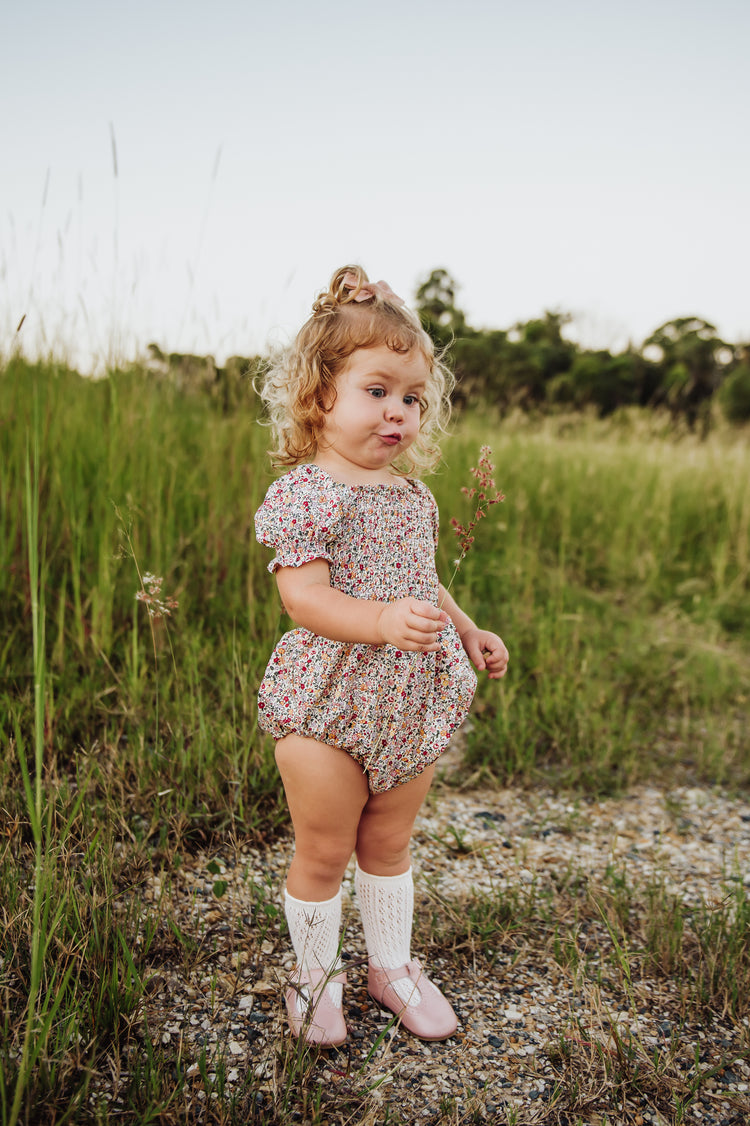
[257,265,454,475]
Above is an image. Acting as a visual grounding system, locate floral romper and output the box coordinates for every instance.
[254,464,477,793]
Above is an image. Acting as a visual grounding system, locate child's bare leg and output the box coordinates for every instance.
[353,766,435,963]
[355,763,435,875]
[275,733,368,1045]
[353,764,456,1037]
[275,734,370,900]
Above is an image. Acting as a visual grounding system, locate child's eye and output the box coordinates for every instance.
[367,387,385,399]
[403,395,421,407]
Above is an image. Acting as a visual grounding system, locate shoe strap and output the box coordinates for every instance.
[370,958,423,990]
[292,966,347,988]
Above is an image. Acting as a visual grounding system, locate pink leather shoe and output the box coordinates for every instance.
[368,958,458,1040]
[285,966,348,1047]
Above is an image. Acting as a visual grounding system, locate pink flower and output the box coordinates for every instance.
[451,446,504,562]
[135,573,179,620]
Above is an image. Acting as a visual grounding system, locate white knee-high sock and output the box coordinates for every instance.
[355,864,421,1005]
[284,888,343,1006]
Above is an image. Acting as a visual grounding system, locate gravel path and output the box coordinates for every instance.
[128,774,750,1124]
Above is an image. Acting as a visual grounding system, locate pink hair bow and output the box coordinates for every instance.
[342,272,405,307]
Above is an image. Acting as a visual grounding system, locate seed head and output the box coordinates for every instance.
[136,573,179,619]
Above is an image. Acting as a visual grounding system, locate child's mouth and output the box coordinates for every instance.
[380,432,401,446]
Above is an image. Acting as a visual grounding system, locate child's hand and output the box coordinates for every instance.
[460,628,509,679]
[377,598,449,652]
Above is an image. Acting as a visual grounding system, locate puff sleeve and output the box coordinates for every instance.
[255,465,343,573]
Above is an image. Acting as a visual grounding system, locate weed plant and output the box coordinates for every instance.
[1,359,749,1123]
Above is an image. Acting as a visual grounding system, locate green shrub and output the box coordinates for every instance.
[720,363,750,423]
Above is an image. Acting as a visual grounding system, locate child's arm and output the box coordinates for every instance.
[438,584,509,680]
[276,560,449,652]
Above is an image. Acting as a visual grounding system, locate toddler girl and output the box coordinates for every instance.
[255,265,509,1047]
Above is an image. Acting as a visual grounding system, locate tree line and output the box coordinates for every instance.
[142,268,750,428]
[415,269,750,427]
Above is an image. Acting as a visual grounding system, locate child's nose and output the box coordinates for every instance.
[385,397,404,420]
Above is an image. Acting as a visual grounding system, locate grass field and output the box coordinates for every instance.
[1,357,749,1123]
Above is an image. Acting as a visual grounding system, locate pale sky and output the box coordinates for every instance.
[3,0,749,371]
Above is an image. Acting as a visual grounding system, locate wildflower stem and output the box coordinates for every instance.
[441,445,504,607]
[113,504,180,754]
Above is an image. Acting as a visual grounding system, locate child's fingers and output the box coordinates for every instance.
[484,637,509,678]
[484,637,508,662]
[379,599,446,650]
[407,614,446,650]
[411,599,448,624]
[462,634,487,671]
[406,602,448,639]
[463,631,510,677]
[413,605,450,649]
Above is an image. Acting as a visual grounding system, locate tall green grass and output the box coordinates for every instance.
[1,358,748,1122]
[1,358,282,833]
[2,361,748,817]
[440,408,750,789]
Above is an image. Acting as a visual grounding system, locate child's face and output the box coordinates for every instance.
[316,344,429,480]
